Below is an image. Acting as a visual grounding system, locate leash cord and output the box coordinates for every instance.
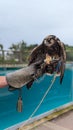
[29,74,56,119]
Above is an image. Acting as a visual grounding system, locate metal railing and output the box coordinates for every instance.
[0,50,31,65]
[0,50,73,65]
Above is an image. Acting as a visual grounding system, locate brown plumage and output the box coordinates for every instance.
[7,35,66,112]
[7,35,66,91]
[28,35,66,84]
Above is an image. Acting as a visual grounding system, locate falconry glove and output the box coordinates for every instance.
[6,35,66,89]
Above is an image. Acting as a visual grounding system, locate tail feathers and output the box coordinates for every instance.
[60,61,65,84]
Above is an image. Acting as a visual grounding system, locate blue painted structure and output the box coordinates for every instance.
[0,64,73,130]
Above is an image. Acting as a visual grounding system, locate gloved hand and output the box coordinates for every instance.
[6,35,66,91]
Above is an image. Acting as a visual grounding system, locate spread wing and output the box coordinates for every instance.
[28,43,45,65]
[43,35,66,83]
[28,35,66,84]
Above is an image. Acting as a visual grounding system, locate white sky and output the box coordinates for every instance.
[0,0,73,49]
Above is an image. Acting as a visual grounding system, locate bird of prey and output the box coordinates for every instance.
[28,35,66,85]
[8,35,66,90]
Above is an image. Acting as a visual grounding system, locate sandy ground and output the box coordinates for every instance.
[33,110,73,130]
[51,110,73,130]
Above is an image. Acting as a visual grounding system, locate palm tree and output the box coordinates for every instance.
[9,41,38,64]
[9,41,27,63]
[0,44,3,50]
[18,41,27,63]
[0,44,4,61]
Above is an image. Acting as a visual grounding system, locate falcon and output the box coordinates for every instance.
[8,35,66,90]
[27,35,66,88]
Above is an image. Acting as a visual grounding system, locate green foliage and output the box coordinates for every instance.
[66,52,73,61]
[0,44,3,50]
[8,41,38,64]
[65,44,73,61]
[0,42,73,64]
[65,44,73,51]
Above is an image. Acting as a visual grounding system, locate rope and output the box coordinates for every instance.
[29,74,57,119]
[20,74,56,129]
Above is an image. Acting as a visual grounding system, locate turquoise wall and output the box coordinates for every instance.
[0,64,73,129]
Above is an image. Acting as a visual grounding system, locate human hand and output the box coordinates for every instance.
[0,76,8,88]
